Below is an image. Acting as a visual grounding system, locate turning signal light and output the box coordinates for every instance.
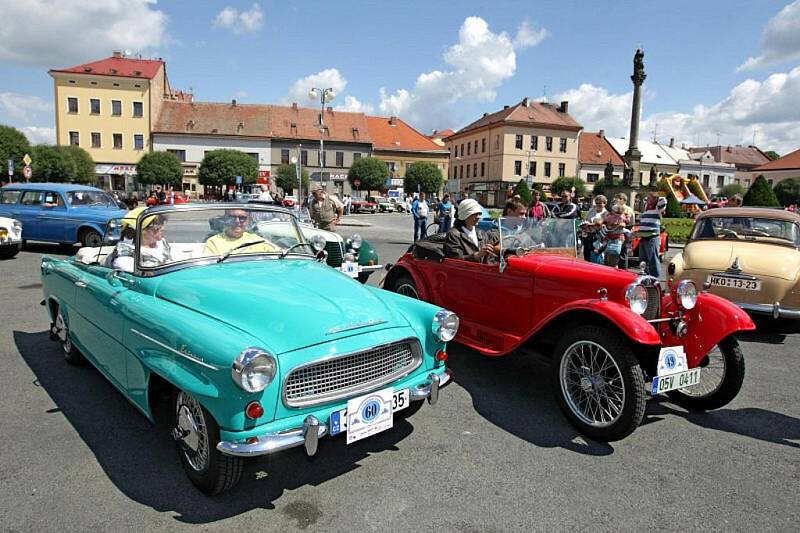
[245,401,264,419]
[435,350,448,362]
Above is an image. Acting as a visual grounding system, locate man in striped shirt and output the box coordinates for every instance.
[638,194,667,277]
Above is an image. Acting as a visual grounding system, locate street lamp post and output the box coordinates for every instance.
[308,87,336,190]
[293,143,302,203]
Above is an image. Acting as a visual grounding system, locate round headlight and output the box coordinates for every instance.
[432,309,459,342]
[350,234,362,250]
[12,220,21,230]
[231,348,277,393]
[309,234,326,252]
[676,280,698,310]
[625,283,648,315]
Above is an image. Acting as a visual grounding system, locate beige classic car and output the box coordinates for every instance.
[668,207,800,319]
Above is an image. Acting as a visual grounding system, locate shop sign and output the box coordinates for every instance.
[95,164,137,175]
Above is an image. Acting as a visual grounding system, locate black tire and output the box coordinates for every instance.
[666,336,745,411]
[387,272,419,300]
[551,325,646,441]
[0,244,20,259]
[357,271,372,284]
[54,304,85,365]
[80,228,103,247]
[173,390,244,495]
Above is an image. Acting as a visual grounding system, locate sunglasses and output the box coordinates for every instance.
[225,215,249,223]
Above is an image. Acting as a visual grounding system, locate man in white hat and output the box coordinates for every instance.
[444,198,495,261]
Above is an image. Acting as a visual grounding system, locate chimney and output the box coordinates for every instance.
[112,51,123,58]
[231,99,237,106]
[432,129,438,135]
[669,137,675,148]
[599,129,605,138]
[291,102,298,110]
[558,101,569,113]
[483,112,488,117]
[389,116,397,125]
[503,105,509,110]
[522,97,529,107]
[326,106,333,113]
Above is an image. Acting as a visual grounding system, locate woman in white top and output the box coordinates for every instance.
[112,212,171,272]
[581,195,608,262]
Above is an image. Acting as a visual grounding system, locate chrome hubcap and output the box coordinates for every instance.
[560,341,626,428]
[175,392,209,472]
[396,282,419,299]
[677,346,726,398]
[56,311,70,353]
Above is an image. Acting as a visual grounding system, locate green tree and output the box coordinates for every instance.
[550,176,587,198]
[0,125,31,181]
[592,176,620,196]
[765,150,780,161]
[198,149,258,187]
[348,156,389,195]
[743,175,780,207]
[31,145,77,182]
[512,178,533,204]
[64,145,95,183]
[404,161,443,194]
[275,163,309,193]
[773,177,800,206]
[721,183,744,198]
[665,193,683,218]
[137,151,183,188]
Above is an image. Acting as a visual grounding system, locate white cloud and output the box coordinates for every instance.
[284,68,349,105]
[214,3,264,34]
[20,126,56,145]
[0,93,53,122]
[561,66,800,154]
[513,19,550,49]
[337,95,374,114]
[0,0,167,66]
[737,0,800,71]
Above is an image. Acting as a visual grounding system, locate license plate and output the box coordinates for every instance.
[708,275,761,291]
[651,368,701,395]
[341,261,359,278]
[329,388,409,443]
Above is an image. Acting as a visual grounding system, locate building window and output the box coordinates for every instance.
[336,151,344,167]
[67,97,78,113]
[587,173,599,183]
[167,149,186,162]
[514,160,522,175]
[133,101,143,118]
[467,142,471,156]
[481,162,485,176]
[768,179,774,186]
[531,136,538,150]
[474,140,478,153]
[482,138,486,153]
[301,150,308,165]
[716,175,724,188]
[134,134,144,150]
[559,138,567,153]
[558,163,565,177]
[247,153,259,163]
[544,162,551,177]
[69,131,79,146]
[454,145,458,158]
[353,152,361,162]
[495,135,500,150]
[703,175,710,188]
[546,136,553,151]
[744,179,751,187]
[90,98,100,115]
[112,100,122,116]
[473,163,477,177]
[281,149,290,165]
[515,135,523,150]
[529,161,537,176]
[461,143,465,156]
[91,132,101,148]
[460,165,464,179]
[113,133,122,149]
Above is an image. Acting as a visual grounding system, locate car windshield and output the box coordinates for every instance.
[499,217,577,256]
[66,190,117,207]
[134,205,311,272]
[691,216,800,247]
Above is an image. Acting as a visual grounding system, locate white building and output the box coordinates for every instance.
[678,151,736,195]
[605,137,689,186]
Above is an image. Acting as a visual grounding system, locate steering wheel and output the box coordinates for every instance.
[718,228,739,239]
[743,229,770,237]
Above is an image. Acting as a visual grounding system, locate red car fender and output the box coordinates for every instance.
[659,292,755,368]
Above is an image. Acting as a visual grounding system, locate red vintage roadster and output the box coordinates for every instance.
[382,217,755,440]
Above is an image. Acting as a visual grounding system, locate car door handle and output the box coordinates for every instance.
[74,281,87,288]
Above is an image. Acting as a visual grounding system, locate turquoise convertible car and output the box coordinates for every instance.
[40,204,457,494]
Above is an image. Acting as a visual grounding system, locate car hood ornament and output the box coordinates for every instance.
[326,319,387,335]
[727,257,742,274]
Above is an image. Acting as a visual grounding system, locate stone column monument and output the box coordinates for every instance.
[624,48,646,188]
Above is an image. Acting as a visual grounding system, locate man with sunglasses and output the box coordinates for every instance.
[203,209,278,256]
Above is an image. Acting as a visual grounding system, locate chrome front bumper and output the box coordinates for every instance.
[739,302,800,319]
[217,370,452,458]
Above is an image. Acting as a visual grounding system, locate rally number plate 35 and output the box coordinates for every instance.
[329,388,409,444]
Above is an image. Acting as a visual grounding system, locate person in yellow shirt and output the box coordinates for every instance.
[203,209,279,256]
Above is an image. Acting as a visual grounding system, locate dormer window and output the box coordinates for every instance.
[186,120,195,131]
[237,122,244,132]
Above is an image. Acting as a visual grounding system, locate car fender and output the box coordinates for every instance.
[382,259,433,301]
[668,252,685,279]
[353,239,379,266]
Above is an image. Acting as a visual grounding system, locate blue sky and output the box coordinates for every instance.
[2,0,800,153]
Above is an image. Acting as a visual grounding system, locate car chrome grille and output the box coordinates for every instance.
[284,339,422,408]
[325,241,344,267]
[643,284,661,321]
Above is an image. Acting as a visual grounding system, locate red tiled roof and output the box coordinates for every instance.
[50,56,164,79]
[451,98,582,139]
[689,145,770,168]
[269,105,371,143]
[579,132,624,165]
[753,147,800,171]
[366,116,448,152]
[429,128,455,138]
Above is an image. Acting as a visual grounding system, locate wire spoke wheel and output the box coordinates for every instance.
[676,345,726,398]
[559,340,626,428]
[175,392,210,473]
[396,282,419,299]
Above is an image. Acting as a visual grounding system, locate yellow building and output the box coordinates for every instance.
[49,52,176,191]
[445,98,582,206]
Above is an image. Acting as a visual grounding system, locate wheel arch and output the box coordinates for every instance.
[75,223,103,243]
[383,262,430,300]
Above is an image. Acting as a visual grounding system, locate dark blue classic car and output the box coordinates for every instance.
[0,183,126,247]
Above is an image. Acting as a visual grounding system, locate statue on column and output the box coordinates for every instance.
[604,161,615,181]
[632,48,646,85]
[623,164,633,187]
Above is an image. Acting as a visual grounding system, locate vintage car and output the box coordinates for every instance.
[281,195,298,208]
[377,197,395,213]
[669,207,800,320]
[390,197,410,213]
[627,224,669,266]
[382,217,755,441]
[351,198,377,214]
[0,215,22,259]
[0,183,126,247]
[40,203,455,494]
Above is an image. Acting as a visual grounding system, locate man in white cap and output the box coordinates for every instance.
[444,198,495,261]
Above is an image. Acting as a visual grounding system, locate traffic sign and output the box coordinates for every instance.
[23,166,32,180]
[7,159,13,176]
[22,153,31,166]
[235,175,242,185]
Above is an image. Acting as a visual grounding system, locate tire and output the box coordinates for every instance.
[357,271,371,284]
[666,336,745,411]
[0,244,20,259]
[54,304,85,365]
[552,325,646,441]
[387,272,419,300]
[173,390,244,495]
[80,228,103,247]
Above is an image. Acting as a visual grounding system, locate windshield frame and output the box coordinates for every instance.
[498,216,578,272]
[689,215,800,249]
[133,203,314,277]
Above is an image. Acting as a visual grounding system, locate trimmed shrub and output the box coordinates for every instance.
[743,175,780,207]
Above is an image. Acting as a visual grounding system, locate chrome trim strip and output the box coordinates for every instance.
[711,271,758,281]
[130,328,220,370]
[283,337,423,408]
[326,319,388,335]
[738,303,800,319]
[217,422,328,457]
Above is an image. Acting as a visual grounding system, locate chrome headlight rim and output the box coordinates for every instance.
[625,282,648,315]
[349,233,362,250]
[675,280,698,310]
[431,309,459,342]
[231,347,277,393]
[12,220,22,230]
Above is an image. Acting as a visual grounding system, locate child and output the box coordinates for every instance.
[602,204,629,267]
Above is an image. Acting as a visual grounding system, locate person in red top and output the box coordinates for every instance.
[528,190,551,220]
